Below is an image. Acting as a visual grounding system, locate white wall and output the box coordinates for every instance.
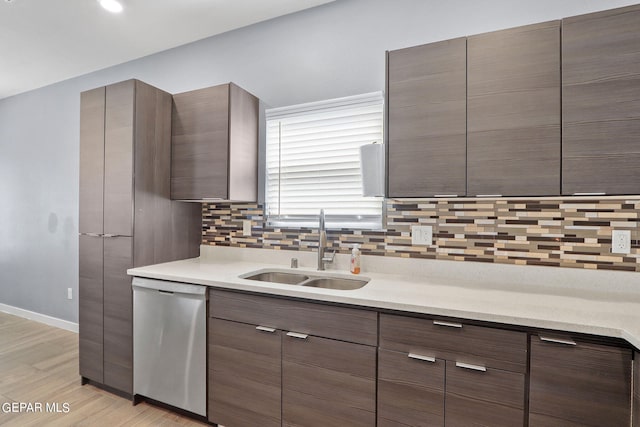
[1,0,637,323]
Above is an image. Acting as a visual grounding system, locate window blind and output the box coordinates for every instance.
[265,92,384,229]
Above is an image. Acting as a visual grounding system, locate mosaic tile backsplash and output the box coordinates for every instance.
[202,198,640,272]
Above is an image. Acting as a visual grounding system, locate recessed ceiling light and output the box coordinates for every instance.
[99,0,123,13]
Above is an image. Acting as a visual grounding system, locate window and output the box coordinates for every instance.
[265,92,384,229]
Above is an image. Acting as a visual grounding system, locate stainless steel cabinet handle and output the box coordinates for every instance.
[572,192,606,196]
[433,320,463,328]
[286,332,309,340]
[408,353,436,363]
[256,326,276,333]
[539,335,576,346]
[433,194,458,198]
[475,194,502,198]
[456,362,487,372]
[103,234,119,238]
[81,232,102,237]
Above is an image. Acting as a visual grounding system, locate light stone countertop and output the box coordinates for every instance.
[128,245,640,350]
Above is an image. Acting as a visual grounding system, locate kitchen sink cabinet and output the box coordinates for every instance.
[562,5,640,195]
[529,334,632,426]
[171,83,258,201]
[282,332,376,427]
[379,313,527,427]
[386,38,467,197]
[208,289,377,427]
[209,318,282,427]
[467,21,561,196]
[78,79,201,396]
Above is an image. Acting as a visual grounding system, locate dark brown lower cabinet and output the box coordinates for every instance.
[282,333,376,427]
[208,318,281,427]
[445,361,525,427]
[529,334,632,427]
[377,349,445,426]
[208,289,377,427]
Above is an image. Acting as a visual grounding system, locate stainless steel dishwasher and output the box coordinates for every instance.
[132,277,207,417]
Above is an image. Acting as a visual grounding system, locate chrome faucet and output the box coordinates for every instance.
[317,209,335,271]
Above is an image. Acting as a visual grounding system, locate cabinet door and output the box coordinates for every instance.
[529,335,632,427]
[208,318,281,427]
[467,21,560,196]
[562,5,640,195]
[171,84,230,200]
[445,361,525,427]
[78,234,103,383]
[79,87,105,234]
[378,349,444,427]
[103,236,133,394]
[387,38,467,197]
[104,80,134,236]
[282,333,376,427]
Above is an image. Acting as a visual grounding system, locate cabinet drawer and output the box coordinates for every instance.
[378,348,445,426]
[379,313,527,373]
[209,289,377,346]
[446,360,525,427]
[529,334,632,427]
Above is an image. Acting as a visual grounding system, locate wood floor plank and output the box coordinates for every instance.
[0,312,207,426]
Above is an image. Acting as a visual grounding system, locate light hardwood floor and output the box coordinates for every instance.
[0,312,209,426]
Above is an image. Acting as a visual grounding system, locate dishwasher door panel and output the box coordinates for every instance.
[133,280,206,417]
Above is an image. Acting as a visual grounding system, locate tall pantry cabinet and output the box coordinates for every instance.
[79,79,201,395]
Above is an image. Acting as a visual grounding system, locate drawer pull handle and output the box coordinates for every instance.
[408,353,436,363]
[475,194,502,198]
[433,320,463,328]
[539,336,576,346]
[433,194,458,198]
[286,332,309,340]
[256,326,276,333]
[456,362,487,372]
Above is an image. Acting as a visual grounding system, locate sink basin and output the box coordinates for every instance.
[244,271,309,285]
[241,269,369,290]
[302,277,369,290]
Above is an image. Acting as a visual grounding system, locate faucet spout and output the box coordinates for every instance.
[317,209,333,270]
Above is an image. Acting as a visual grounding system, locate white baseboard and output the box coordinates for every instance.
[0,303,78,333]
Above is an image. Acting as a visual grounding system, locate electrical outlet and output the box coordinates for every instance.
[242,220,252,237]
[411,225,433,246]
[67,288,73,300]
[611,229,631,254]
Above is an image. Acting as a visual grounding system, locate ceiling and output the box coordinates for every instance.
[0,0,335,100]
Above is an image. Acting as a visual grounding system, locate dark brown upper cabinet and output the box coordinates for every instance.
[387,38,467,197]
[171,83,259,201]
[562,5,640,195]
[467,21,561,196]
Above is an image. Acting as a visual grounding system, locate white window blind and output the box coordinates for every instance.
[265,92,384,229]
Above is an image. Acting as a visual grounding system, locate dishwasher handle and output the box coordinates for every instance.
[132,277,206,296]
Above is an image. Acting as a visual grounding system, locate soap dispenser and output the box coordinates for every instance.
[350,244,361,275]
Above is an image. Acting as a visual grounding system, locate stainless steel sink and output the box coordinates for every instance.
[302,277,369,290]
[241,269,369,290]
[244,271,309,285]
